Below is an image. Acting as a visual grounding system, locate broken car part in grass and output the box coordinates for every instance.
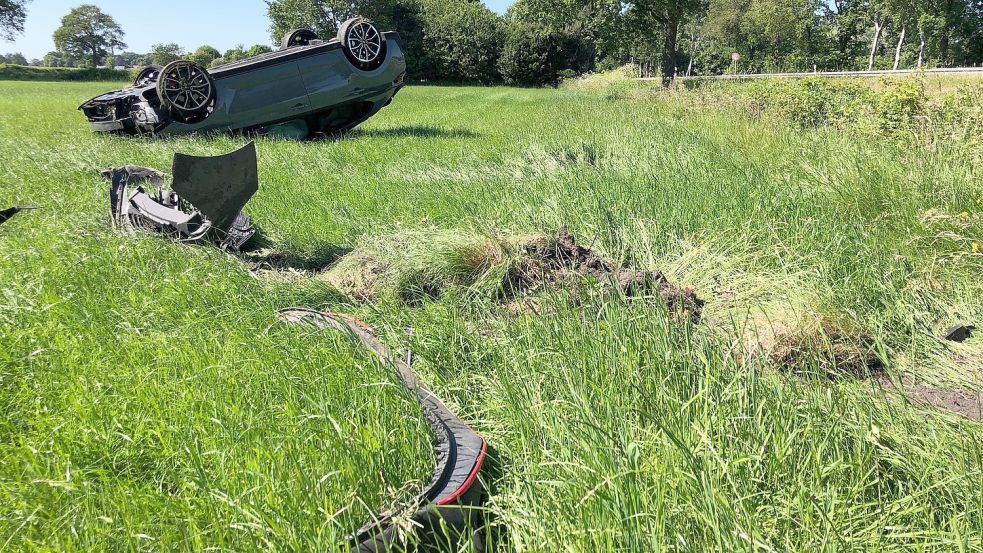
[945,324,976,343]
[277,309,489,553]
[102,141,258,251]
[0,205,39,226]
[79,18,406,139]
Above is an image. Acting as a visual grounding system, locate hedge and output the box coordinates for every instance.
[0,64,130,82]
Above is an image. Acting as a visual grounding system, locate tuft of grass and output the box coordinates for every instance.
[318,228,521,303]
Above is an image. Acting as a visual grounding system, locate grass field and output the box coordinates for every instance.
[1,80,982,551]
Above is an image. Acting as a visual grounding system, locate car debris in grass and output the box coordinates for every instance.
[0,205,40,226]
[944,324,976,343]
[278,308,490,552]
[102,141,258,251]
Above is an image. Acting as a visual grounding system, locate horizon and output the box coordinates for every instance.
[0,0,515,61]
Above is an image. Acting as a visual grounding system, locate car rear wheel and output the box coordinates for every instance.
[157,60,215,123]
[281,28,319,49]
[133,65,162,87]
[338,18,386,70]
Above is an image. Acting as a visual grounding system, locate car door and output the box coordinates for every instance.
[218,60,311,129]
[295,47,359,110]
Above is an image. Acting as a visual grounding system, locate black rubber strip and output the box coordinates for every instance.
[0,206,39,226]
[277,309,489,552]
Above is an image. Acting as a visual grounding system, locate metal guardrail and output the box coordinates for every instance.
[638,67,983,82]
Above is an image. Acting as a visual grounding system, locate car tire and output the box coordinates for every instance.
[281,28,319,49]
[157,60,215,124]
[133,65,162,87]
[338,18,386,71]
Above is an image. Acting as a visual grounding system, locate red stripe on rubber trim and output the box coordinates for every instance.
[324,311,374,332]
[437,440,488,506]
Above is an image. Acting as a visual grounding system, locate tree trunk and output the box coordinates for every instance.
[868,18,883,71]
[917,25,926,68]
[686,28,697,77]
[660,18,679,87]
[939,30,949,64]
[893,25,906,70]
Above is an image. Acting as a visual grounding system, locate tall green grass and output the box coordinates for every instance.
[0,80,981,551]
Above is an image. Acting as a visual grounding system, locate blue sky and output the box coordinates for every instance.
[2,0,514,60]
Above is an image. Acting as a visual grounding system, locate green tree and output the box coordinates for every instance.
[189,45,220,66]
[150,43,185,66]
[52,5,126,68]
[4,51,27,65]
[43,50,75,67]
[222,44,248,63]
[0,0,29,40]
[702,0,823,72]
[623,0,706,85]
[417,0,503,83]
[267,0,386,38]
[499,23,591,85]
[506,0,625,69]
[113,51,144,68]
[245,44,273,57]
[821,0,870,69]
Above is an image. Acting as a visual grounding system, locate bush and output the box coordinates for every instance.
[650,75,983,155]
[718,77,931,138]
[499,24,591,86]
[928,84,983,160]
[0,64,129,81]
[415,0,503,84]
[871,78,926,136]
[734,77,873,128]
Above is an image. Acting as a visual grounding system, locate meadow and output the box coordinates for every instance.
[0,78,981,551]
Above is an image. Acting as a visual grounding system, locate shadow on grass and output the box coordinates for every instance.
[353,125,479,139]
[240,229,352,273]
[241,247,353,273]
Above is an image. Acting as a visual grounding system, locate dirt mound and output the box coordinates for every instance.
[897,380,982,421]
[742,309,882,379]
[320,227,704,318]
[507,227,704,317]
[769,325,883,378]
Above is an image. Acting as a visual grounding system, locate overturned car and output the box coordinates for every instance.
[80,18,405,138]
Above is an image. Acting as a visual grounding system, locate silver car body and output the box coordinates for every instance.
[80,32,406,136]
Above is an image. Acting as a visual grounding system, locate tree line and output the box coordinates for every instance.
[33,43,275,70]
[2,1,982,86]
[267,0,983,86]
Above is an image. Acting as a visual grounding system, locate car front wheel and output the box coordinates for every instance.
[338,18,386,70]
[157,60,215,124]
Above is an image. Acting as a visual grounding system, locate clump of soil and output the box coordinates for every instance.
[505,227,704,318]
[320,226,704,319]
[743,309,882,379]
[769,325,883,378]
